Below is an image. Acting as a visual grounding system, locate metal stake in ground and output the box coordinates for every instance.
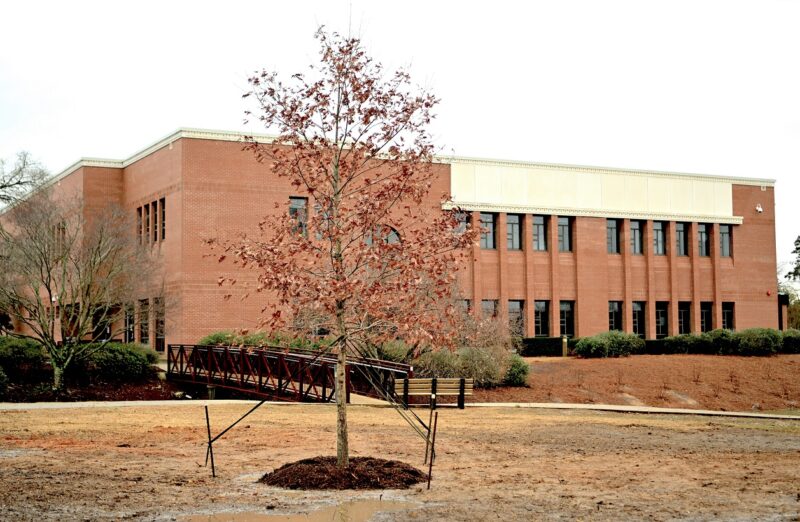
[204,405,216,478]
[427,411,439,490]
[424,402,434,464]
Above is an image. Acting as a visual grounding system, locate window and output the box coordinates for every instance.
[143,204,150,244]
[655,302,669,339]
[653,222,666,255]
[700,302,713,333]
[139,298,150,345]
[722,302,735,330]
[160,197,166,240]
[480,213,496,249]
[608,301,622,331]
[124,306,135,343]
[481,299,498,318]
[559,301,574,337]
[508,300,524,335]
[607,219,620,254]
[150,200,157,243]
[632,301,646,338]
[365,225,400,246]
[678,302,691,334]
[698,224,710,257]
[459,299,471,314]
[720,225,732,257]
[630,220,643,255]
[136,207,143,244]
[676,222,688,256]
[534,301,550,337]
[532,215,547,251]
[154,297,165,352]
[557,217,572,252]
[455,212,470,235]
[507,214,522,250]
[289,197,308,236]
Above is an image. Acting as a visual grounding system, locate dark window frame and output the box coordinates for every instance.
[480,213,496,250]
[720,225,732,257]
[534,300,549,337]
[608,301,622,331]
[508,300,524,336]
[678,302,691,334]
[722,302,735,330]
[557,217,572,253]
[700,302,713,333]
[506,214,522,250]
[289,196,309,236]
[676,222,688,256]
[481,299,498,318]
[653,221,666,255]
[698,223,710,257]
[532,215,547,251]
[655,301,669,339]
[607,219,620,254]
[632,301,646,338]
[630,220,643,255]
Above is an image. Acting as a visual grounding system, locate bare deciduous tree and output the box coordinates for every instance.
[0,151,47,204]
[211,29,478,468]
[0,190,154,391]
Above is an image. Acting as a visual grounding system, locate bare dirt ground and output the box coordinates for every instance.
[475,354,800,412]
[1,402,799,521]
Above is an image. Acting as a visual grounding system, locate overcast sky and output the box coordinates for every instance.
[1,0,798,272]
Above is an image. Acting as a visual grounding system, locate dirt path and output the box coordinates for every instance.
[1,402,799,520]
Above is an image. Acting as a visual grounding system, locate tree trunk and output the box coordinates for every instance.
[52,364,65,393]
[335,338,349,468]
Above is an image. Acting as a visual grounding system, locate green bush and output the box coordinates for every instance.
[704,329,739,355]
[733,328,781,356]
[782,329,800,354]
[457,347,503,388]
[86,343,155,383]
[503,354,529,387]
[413,350,461,379]
[574,331,644,358]
[377,340,414,363]
[0,337,48,381]
[662,334,713,354]
[197,331,237,346]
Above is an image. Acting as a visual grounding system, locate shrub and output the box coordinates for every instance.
[574,331,644,358]
[197,331,236,346]
[377,340,413,363]
[86,343,156,383]
[413,350,461,379]
[662,334,713,354]
[0,337,48,382]
[457,346,504,387]
[503,354,529,387]
[782,329,800,354]
[705,329,739,355]
[734,328,782,356]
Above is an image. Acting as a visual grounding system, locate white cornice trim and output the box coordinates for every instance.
[46,127,775,188]
[442,201,745,225]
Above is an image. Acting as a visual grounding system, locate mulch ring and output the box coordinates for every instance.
[259,456,427,490]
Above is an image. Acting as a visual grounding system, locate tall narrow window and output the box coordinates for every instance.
[459,299,471,314]
[508,300,524,336]
[481,299,498,318]
[454,212,470,234]
[480,213,496,249]
[151,200,158,243]
[698,224,710,257]
[557,217,572,252]
[139,298,150,345]
[160,197,166,240]
[632,301,646,338]
[608,301,622,330]
[722,302,735,330]
[655,302,669,339]
[136,207,143,245]
[676,222,688,256]
[532,215,547,251]
[289,197,308,236]
[678,302,691,334]
[607,219,620,254]
[124,306,135,343]
[143,204,150,244]
[154,297,165,352]
[653,222,666,255]
[720,225,732,257]
[534,301,550,337]
[630,220,643,255]
[507,214,521,250]
[700,302,713,333]
[559,301,575,337]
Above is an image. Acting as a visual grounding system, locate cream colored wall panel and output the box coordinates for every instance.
[447,159,752,224]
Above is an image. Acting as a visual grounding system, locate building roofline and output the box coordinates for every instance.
[46,127,776,188]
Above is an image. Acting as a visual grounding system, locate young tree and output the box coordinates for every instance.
[214,29,477,468]
[0,190,153,391]
[0,151,47,204]
[786,236,800,282]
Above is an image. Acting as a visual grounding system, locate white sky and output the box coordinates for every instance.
[1,0,798,271]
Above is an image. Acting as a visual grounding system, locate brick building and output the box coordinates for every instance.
[34,128,779,349]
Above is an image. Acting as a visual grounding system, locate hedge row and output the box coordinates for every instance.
[197,331,331,351]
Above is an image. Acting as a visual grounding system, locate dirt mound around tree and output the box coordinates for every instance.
[259,456,426,490]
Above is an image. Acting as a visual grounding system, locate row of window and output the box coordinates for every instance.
[607,220,732,257]
[136,198,166,245]
[461,298,735,339]
[477,213,733,258]
[124,297,165,351]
